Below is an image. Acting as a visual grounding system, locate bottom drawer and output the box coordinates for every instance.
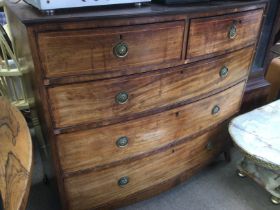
[64,124,229,210]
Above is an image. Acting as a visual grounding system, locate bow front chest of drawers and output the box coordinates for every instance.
[5,1,267,209]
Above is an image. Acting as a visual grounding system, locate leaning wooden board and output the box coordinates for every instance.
[5,1,267,209]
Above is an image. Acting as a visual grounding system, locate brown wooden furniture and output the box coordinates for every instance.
[0,96,32,210]
[266,57,280,101]
[4,1,267,209]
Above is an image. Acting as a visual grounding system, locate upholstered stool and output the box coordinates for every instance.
[229,100,280,205]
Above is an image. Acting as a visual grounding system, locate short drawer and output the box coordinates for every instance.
[187,9,263,62]
[64,124,229,210]
[57,81,245,174]
[38,21,185,78]
[48,47,253,128]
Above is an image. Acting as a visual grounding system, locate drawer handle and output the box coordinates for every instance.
[220,66,229,78]
[114,42,128,58]
[206,142,214,150]
[116,92,129,104]
[118,176,129,187]
[116,136,129,148]
[228,21,237,39]
[212,105,220,115]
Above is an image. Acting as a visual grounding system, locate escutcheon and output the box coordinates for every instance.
[206,142,214,150]
[212,105,221,115]
[228,21,238,39]
[220,66,229,78]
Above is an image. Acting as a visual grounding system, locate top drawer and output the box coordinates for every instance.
[186,9,263,62]
[38,21,185,78]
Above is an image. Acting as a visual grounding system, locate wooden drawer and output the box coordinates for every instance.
[57,81,245,175]
[38,21,185,78]
[187,9,263,62]
[64,124,229,210]
[48,47,253,128]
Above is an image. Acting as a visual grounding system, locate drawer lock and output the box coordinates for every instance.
[220,66,229,78]
[228,21,238,39]
[212,105,221,115]
[206,142,214,150]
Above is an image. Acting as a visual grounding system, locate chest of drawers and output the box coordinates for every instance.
[5,1,267,209]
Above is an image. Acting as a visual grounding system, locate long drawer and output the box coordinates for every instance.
[64,123,229,210]
[187,9,263,62]
[48,47,253,128]
[57,81,245,175]
[38,21,185,78]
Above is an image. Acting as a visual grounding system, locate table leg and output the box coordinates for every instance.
[271,195,280,205]
[237,156,280,205]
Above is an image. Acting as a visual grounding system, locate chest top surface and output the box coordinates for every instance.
[229,100,280,167]
[5,0,267,25]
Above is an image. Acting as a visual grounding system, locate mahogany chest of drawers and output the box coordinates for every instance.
[5,1,267,209]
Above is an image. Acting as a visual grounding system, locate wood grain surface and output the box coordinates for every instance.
[64,123,229,210]
[57,81,245,175]
[187,9,263,62]
[48,47,253,129]
[4,1,267,209]
[38,21,185,78]
[0,97,32,210]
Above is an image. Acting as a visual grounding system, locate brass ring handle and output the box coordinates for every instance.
[115,92,129,104]
[212,105,220,115]
[116,136,129,148]
[228,21,237,39]
[220,66,229,78]
[206,142,214,150]
[118,176,129,187]
[114,42,128,58]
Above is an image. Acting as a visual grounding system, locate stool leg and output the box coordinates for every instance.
[271,195,280,205]
[237,157,247,178]
[237,169,247,178]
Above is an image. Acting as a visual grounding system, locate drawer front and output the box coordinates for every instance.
[38,21,185,78]
[64,124,229,210]
[187,9,263,61]
[49,47,253,128]
[57,81,245,174]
